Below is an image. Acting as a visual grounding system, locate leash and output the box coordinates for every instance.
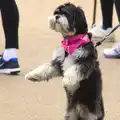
[92,0,97,28]
[95,24,120,47]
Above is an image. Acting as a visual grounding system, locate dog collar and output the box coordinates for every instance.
[61,34,91,55]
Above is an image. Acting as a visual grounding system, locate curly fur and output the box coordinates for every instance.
[25,3,105,120]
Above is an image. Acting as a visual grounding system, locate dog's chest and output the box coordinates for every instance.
[62,47,85,71]
[52,47,75,71]
[62,55,75,71]
[52,47,85,72]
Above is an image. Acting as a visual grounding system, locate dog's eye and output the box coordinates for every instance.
[54,9,60,15]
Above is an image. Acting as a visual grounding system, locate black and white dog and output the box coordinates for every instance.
[25,3,104,120]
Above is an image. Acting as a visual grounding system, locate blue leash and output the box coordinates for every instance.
[95,24,120,47]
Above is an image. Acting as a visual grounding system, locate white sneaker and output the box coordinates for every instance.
[89,26,115,42]
[103,43,120,58]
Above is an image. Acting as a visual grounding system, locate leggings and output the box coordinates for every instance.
[100,0,120,29]
[0,0,19,49]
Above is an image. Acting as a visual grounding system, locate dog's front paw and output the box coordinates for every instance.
[25,69,44,82]
[25,71,42,82]
[25,63,52,82]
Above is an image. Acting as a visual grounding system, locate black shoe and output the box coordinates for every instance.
[0,57,20,75]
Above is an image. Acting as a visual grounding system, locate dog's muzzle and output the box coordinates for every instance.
[48,15,69,33]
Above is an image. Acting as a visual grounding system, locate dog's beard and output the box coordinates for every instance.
[48,15,75,37]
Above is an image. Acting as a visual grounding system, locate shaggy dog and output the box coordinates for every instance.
[25,3,105,120]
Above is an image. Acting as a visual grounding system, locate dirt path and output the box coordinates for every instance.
[0,0,120,119]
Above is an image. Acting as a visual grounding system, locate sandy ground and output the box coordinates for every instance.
[0,0,120,120]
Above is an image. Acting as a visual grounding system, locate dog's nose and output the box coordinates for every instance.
[55,15,60,19]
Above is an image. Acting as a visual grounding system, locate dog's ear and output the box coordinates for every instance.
[74,6,88,34]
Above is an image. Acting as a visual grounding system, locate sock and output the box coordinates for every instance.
[3,48,17,61]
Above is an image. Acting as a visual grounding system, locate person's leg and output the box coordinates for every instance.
[115,0,120,22]
[103,0,120,58]
[90,0,115,42]
[0,0,20,74]
[1,0,19,60]
[100,0,113,29]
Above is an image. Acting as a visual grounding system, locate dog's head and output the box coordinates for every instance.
[48,3,88,37]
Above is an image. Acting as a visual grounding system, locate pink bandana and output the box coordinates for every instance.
[61,34,91,55]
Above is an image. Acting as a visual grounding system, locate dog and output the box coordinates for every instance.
[25,3,105,120]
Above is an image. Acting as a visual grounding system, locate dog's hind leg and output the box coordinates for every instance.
[97,98,105,120]
[64,107,78,120]
[64,88,79,120]
[97,118,103,120]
